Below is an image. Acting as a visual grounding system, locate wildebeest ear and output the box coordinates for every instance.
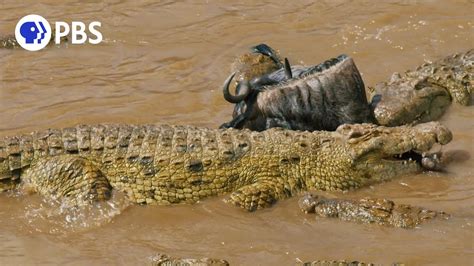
[284,58,292,79]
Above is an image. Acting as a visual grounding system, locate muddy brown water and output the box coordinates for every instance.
[0,1,473,265]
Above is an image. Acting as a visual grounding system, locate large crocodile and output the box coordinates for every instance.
[149,254,395,266]
[149,254,394,266]
[0,122,451,210]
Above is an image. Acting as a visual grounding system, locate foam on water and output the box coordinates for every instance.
[21,191,131,234]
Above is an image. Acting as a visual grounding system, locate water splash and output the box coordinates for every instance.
[22,191,131,234]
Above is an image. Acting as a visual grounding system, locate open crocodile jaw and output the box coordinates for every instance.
[338,121,453,180]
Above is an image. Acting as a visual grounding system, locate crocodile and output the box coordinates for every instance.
[298,193,448,228]
[149,254,395,266]
[149,254,391,266]
[221,44,375,131]
[370,49,473,126]
[0,121,451,210]
[150,254,229,266]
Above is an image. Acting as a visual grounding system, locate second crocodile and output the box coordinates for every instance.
[298,193,449,228]
[370,49,472,126]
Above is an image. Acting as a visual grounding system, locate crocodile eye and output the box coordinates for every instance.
[298,142,308,148]
[347,130,363,139]
[414,77,430,90]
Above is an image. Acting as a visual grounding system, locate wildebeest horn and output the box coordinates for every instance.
[284,58,292,79]
[222,72,250,103]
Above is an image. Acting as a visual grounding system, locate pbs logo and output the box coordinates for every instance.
[15,14,103,51]
[15,14,52,51]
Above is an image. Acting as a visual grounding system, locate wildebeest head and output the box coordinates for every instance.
[223,44,283,104]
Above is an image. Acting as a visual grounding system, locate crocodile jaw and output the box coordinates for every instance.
[338,121,453,184]
[354,152,422,184]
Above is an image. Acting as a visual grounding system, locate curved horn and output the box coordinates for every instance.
[284,58,293,79]
[222,72,250,103]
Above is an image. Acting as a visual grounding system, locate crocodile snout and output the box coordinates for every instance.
[414,121,453,145]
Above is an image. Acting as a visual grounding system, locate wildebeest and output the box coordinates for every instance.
[220,45,376,131]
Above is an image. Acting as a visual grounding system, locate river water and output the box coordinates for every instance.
[0,0,472,265]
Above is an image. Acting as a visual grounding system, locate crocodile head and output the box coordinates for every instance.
[335,121,453,185]
[370,76,452,126]
[370,49,473,126]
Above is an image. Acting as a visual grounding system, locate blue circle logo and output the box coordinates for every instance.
[15,14,52,51]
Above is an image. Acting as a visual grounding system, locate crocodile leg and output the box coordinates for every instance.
[229,180,289,211]
[22,155,112,205]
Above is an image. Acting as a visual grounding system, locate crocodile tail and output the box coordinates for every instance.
[0,126,89,190]
[0,134,26,190]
